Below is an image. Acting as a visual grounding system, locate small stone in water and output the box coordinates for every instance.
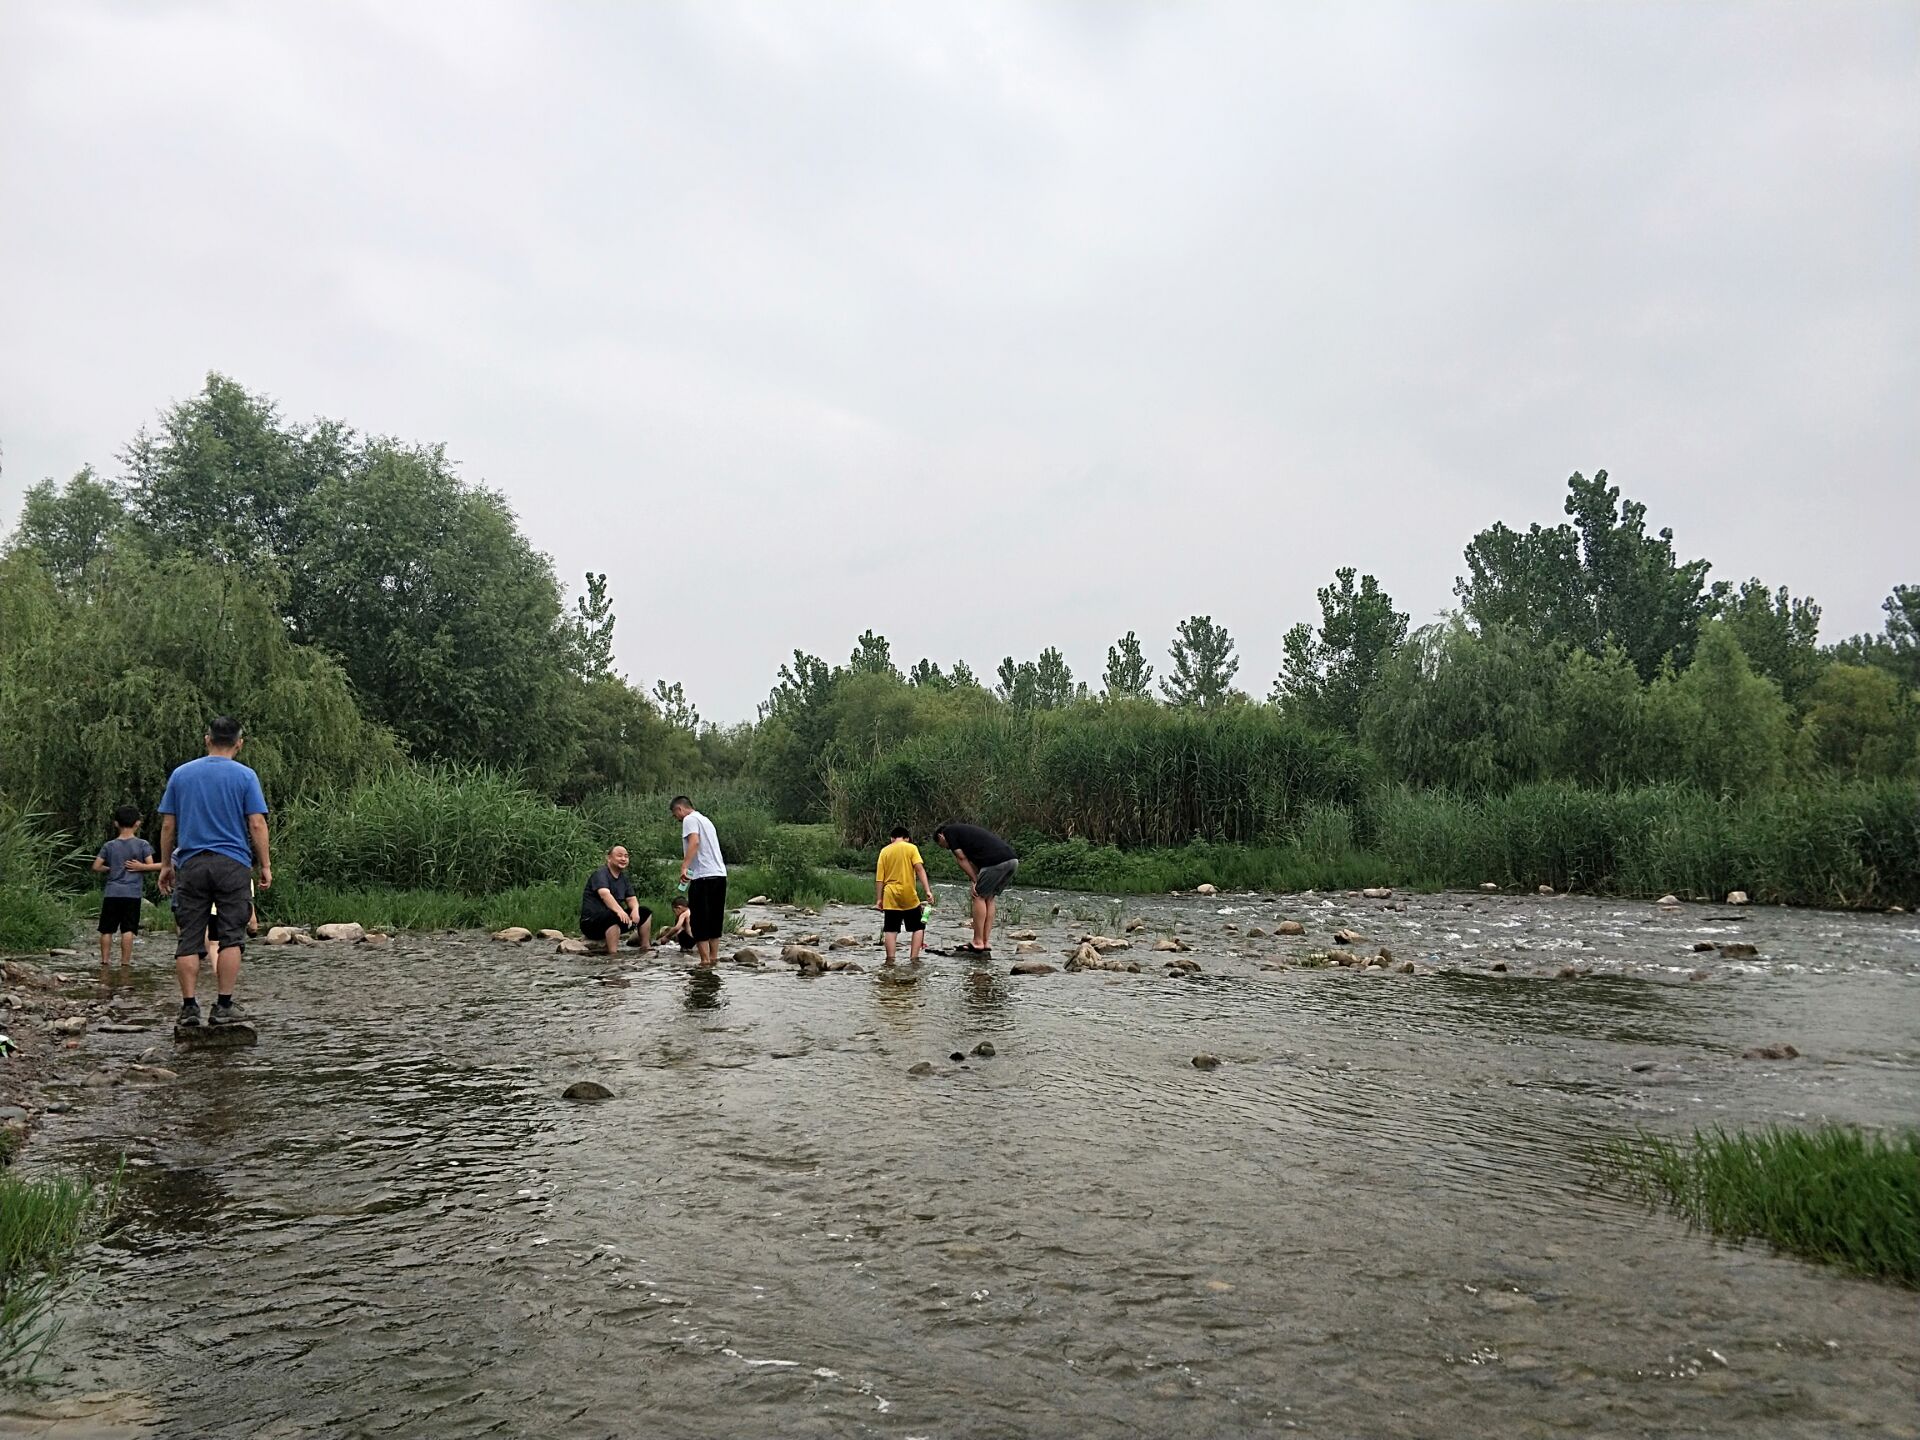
[908,1061,935,1077]
[562,1080,613,1101]
[1191,1053,1221,1070]
[1726,890,1750,905]
[949,1051,965,1062]
[1716,942,1759,959]
[971,1040,996,1058]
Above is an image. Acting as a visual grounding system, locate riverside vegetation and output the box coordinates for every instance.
[0,373,1916,951]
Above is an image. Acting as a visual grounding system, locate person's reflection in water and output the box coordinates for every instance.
[870,965,923,1034]
[684,968,724,1012]
[963,966,1009,1022]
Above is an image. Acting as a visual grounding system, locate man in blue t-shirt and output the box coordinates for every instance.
[157,716,272,1029]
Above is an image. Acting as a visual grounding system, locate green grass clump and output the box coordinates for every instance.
[276,766,595,896]
[0,805,75,952]
[1604,1125,1920,1286]
[1,1169,111,1375]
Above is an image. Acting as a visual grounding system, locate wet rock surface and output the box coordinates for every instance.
[0,889,1915,1438]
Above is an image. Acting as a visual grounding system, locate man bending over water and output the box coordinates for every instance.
[933,822,1017,958]
[157,716,271,1028]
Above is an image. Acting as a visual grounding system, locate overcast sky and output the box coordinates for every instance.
[3,1,1914,721]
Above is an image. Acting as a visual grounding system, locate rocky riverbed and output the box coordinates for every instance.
[2,886,1917,1438]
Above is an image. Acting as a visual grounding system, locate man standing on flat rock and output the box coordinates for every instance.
[933,822,1018,958]
[581,845,650,956]
[670,795,727,969]
[157,716,271,1028]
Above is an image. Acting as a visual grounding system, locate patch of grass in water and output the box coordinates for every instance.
[1603,1125,1920,1286]
[1,1168,116,1377]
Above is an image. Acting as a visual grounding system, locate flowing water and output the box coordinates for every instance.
[7,889,1919,1439]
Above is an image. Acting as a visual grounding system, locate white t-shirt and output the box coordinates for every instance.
[681,810,727,879]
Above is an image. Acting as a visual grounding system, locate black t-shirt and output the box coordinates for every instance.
[936,822,1015,867]
[581,864,633,920]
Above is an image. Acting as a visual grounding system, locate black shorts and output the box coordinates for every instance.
[882,906,925,934]
[674,931,697,952]
[687,875,727,942]
[98,896,143,935]
[173,853,254,960]
[582,903,649,940]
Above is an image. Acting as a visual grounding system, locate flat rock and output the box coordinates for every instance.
[907,1061,935,1077]
[1008,930,1038,941]
[747,894,770,905]
[362,932,391,946]
[1191,1053,1221,1070]
[1015,940,1043,955]
[1362,887,1393,899]
[1480,882,1499,891]
[732,948,763,966]
[562,1080,614,1101]
[1716,942,1759,959]
[1726,890,1750,905]
[1274,921,1305,937]
[51,1016,87,1035]
[492,927,533,944]
[537,929,566,941]
[1195,884,1218,896]
[265,926,302,946]
[1742,1043,1799,1061]
[125,1063,178,1081]
[1153,936,1188,953]
[829,935,860,949]
[1331,928,1363,945]
[174,1021,258,1047]
[315,923,366,943]
[1009,960,1056,976]
[1537,885,1555,896]
[1692,941,1717,952]
[1657,894,1681,906]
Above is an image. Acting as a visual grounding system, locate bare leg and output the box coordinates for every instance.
[971,892,988,949]
[215,944,241,997]
[883,930,897,966]
[119,931,135,968]
[601,924,621,957]
[99,932,112,969]
[910,927,925,963]
[177,950,199,1000]
[983,895,997,951]
[637,916,653,951]
[697,938,717,968]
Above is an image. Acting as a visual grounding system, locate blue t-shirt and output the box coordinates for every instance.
[157,755,269,867]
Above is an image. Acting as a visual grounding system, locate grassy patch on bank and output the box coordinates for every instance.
[1,1169,113,1377]
[1603,1125,1920,1286]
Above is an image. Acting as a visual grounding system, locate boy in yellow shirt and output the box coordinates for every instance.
[874,825,935,966]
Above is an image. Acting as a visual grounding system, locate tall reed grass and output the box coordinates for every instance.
[277,766,596,895]
[833,705,1371,850]
[0,804,74,951]
[1603,1126,1920,1286]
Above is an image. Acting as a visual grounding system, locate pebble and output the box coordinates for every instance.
[971,1041,996,1058]
[1191,1053,1221,1071]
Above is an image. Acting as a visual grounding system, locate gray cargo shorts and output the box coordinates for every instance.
[973,857,1019,899]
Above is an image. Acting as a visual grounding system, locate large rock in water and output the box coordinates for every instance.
[1009,960,1056,976]
[175,1021,257,1048]
[1274,920,1305,937]
[1726,890,1750,906]
[265,926,301,946]
[315,922,365,943]
[1195,884,1218,896]
[562,1080,613,1101]
[554,938,590,955]
[492,927,533,944]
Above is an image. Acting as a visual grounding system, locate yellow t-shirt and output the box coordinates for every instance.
[876,840,924,911]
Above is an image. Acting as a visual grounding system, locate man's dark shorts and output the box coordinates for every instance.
[582,902,650,941]
[882,906,925,934]
[688,876,727,942]
[974,857,1019,899]
[173,853,253,959]
[98,896,143,936]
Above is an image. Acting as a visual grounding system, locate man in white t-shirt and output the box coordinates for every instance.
[669,795,728,968]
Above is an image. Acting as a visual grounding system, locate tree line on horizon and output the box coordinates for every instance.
[3,374,1916,844]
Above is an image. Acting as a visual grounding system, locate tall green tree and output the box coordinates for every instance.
[4,468,125,589]
[848,629,898,678]
[1646,620,1794,796]
[1832,585,1920,691]
[1272,569,1408,733]
[290,440,577,783]
[571,572,616,681]
[1716,578,1823,705]
[0,545,393,832]
[1102,631,1154,699]
[907,658,948,689]
[1797,664,1920,780]
[1456,470,1715,679]
[1162,615,1239,709]
[122,372,352,569]
[1363,621,1561,790]
[651,679,698,731]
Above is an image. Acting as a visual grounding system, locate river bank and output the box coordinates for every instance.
[3,888,1917,1436]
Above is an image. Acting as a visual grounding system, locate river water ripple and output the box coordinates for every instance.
[9,889,1919,1438]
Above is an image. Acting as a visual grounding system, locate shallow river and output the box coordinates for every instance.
[8,888,1920,1438]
